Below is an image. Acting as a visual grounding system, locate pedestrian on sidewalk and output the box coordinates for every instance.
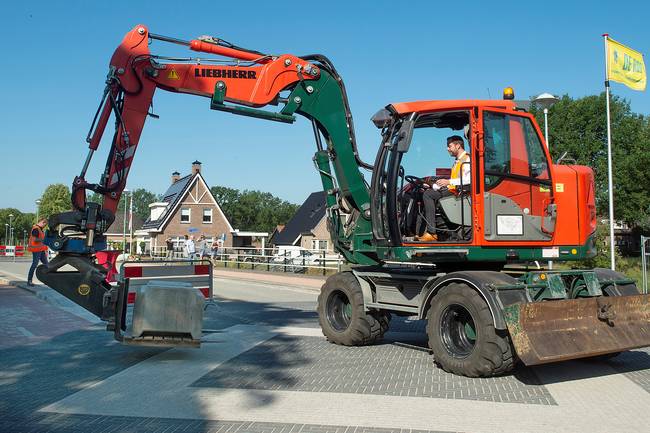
[27,218,49,286]
[165,237,174,259]
[197,235,209,259]
[184,235,196,259]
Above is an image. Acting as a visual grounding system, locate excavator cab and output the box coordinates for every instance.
[371,102,557,264]
[371,108,475,249]
[392,110,473,243]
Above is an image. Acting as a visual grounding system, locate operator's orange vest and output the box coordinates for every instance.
[28,225,48,253]
[448,152,470,194]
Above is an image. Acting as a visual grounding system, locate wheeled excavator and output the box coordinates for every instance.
[37,25,650,377]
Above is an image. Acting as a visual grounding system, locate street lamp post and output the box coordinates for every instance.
[122,189,129,254]
[23,229,27,247]
[533,93,559,270]
[533,93,560,152]
[8,214,14,246]
[4,224,8,245]
[129,192,134,254]
[35,199,41,222]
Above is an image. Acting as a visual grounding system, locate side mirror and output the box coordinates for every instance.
[394,117,415,152]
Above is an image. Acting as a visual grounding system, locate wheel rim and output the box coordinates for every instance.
[439,303,477,358]
[326,290,352,332]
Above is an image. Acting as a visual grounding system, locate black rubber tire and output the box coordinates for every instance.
[426,283,515,377]
[318,272,390,346]
[594,268,639,296]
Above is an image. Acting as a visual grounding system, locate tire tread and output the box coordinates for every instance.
[426,283,515,377]
[318,272,390,346]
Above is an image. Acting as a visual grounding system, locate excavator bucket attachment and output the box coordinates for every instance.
[36,254,113,321]
[504,294,650,365]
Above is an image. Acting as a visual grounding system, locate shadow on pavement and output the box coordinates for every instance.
[513,349,650,385]
[0,293,323,433]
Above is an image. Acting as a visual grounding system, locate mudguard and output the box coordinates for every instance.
[419,270,523,329]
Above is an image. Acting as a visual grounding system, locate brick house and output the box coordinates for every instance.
[271,191,334,252]
[135,161,234,255]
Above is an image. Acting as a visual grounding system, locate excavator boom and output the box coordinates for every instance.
[38,25,377,323]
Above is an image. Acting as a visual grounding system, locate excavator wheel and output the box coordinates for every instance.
[318,272,390,346]
[427,283,515,377]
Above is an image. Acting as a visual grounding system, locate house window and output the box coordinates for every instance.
[180,208,191,223]
[311,240,329,251]
[203,208,213,223]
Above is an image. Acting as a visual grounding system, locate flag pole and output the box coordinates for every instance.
[603,33,616,270]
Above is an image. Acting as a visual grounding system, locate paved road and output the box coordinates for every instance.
[3,259,650,433]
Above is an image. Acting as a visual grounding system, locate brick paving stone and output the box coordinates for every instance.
[191,335,556,405]
[605,347,650,394]
[0,285,94,349]
[6,411,463,433]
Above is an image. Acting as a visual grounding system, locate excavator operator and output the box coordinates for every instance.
[417,135,471,242]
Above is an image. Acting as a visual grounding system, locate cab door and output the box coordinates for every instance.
[478,108,556,243]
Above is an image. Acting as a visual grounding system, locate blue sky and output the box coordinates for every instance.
[1,0,649,212]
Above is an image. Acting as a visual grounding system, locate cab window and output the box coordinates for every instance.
[483,112,510,189]
[483,112,550,187]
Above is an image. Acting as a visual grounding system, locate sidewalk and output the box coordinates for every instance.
[0,273,103,324]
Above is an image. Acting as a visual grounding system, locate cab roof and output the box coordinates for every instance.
[389,99,518,115]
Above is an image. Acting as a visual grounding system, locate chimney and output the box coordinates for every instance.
[191,160,202,175]
[171,171,180,184]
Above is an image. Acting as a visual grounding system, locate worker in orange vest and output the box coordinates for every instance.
[27,217,49,287]
[418,135,471,242]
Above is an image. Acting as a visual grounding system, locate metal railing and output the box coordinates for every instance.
[147,245,344,275]
[119,259,214,302]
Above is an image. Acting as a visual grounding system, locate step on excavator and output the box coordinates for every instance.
[37,25,650,377]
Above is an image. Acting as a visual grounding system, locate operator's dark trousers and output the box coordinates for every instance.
[422,188,452,233]
[28,251,48,283]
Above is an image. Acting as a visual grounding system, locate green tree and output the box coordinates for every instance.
[210,186,240,221]
[576,223,623,269]
[87,188,158,221]
[127,188,158,221]
[38,184,71,220]
[0,209,36,245]
[530,93,650,230]
[210,185,299,233]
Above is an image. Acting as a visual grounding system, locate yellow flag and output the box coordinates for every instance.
[606,38,646,91]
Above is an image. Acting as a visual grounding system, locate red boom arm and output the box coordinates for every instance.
[75,24,319,219]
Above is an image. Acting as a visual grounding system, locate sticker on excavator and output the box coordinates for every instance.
[504,294,650,365]
[168,69,179,79]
